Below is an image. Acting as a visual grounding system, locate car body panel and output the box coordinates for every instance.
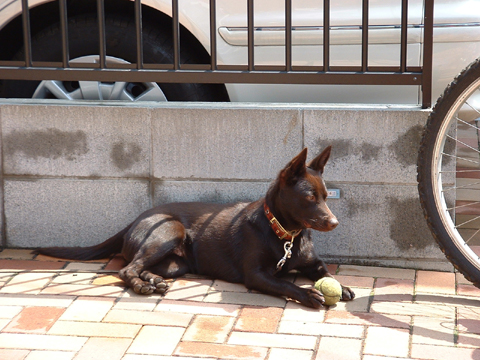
[0,0,479,104]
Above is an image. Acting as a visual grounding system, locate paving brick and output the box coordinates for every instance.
[73,337,132,360]
[104,309,192,327]
[411,343,477,360]
[279,320,364,338]
[41,283,124,297]
[52,273,97,285]
[127,326,185,356]
[334,275,375,289]
[0,305,23,319]
[48,320,141,338]
[113,297,159,311]
[0,294,74,308]
[458,332,480,349]
[0,273,54,295]
[183,315,235,343]
[281,301,325,323]
[91,275,124,286]
[455,272,471,285]
[60,297,115,322]
[364,327,409,357]
[370,301,455,319]
[0,272,15,287]
[164,279,213,301]
[0,333,87,351]
[373,278,414,302]
[4,306,64,334]
[412,316,455,346]
[0,249,35,260]
[416,271,456,295]
[204,290,286,307]
[331,287,371,313]
[458,306,480,335]
[457,284,480,297]
[315,337,362,360]
[25,350,75,360]
[0,259,66,270]
[325,310,411,329]
[235,306,283,333]
[228,331,317,350]
[211,280,249,293]
[0,318,10,331]
[269,348,313,360]
[337,265,415,280]
[0,349,29,360]
[104,255,127,271]
[64,262,105,271]
[155,299,240,316]
[175,341,268,360]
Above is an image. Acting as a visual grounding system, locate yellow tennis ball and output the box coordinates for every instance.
[314,277,342,306]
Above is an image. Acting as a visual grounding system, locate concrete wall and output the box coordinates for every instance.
[0,100,451,271]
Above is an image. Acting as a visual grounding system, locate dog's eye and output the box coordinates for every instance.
[306,194,316,201]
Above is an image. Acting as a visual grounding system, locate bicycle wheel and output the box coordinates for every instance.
[418,58,480,286]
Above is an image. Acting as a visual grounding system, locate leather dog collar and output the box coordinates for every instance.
[263,202,302,241]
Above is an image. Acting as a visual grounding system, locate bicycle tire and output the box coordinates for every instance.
[418,57,480,286]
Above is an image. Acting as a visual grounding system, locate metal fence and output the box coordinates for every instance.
[0,0,434,108]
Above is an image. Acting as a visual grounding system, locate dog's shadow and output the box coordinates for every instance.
[342,293,480,358]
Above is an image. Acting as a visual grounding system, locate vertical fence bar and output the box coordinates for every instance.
[172,0,180,70]
[209,0,217,70]
[285,0,292,71]
[400,0,408,72]
[21,0,32,67]
[323,0,330,72]
[59,0,69,67]
[361,0,368,72]
[247,0,254,71]
[422,0,434,108]
[97,0,106,68]
[135,0,143,69]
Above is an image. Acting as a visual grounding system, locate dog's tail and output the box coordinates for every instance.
[33,223,133,261]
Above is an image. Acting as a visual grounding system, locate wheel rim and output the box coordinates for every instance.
[32,55,167,101]
[432,77,480,272]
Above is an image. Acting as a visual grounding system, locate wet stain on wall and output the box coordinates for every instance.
[4,128,88,160]
[388,196,434,250]
[111,141,142,170]
[388,125,424,166]
[316,139,382,163]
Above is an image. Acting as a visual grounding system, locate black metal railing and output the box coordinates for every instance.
[0,0,434,108]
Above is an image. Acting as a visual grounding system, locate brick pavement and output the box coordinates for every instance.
[0,249,479,360]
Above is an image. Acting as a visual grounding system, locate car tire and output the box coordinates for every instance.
[2,14,229,102]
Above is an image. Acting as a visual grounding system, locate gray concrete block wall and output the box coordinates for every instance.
[0,100,450,270]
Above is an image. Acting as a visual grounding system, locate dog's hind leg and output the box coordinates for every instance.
[139,255,190,294]
[119,218,188,295]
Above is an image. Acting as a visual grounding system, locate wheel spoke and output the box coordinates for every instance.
[108,82,133,100]
[443,180,480,192]
[134,85,167,101]
[78,81,103,100]
[447,200,480,211]
[441,152,480,165]
[42,80,73,100]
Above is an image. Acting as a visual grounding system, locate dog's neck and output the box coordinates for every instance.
[263,201,302,241]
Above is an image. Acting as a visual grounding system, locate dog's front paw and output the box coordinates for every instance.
[341,285,355,301]
[304,288,325,308]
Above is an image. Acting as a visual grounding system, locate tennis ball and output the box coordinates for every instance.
[314,277,342,306]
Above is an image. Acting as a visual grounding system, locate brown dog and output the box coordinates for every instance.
[36,147,355,308]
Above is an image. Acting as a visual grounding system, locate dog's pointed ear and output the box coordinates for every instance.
[307,146,332,174]
[280,148,308,184]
